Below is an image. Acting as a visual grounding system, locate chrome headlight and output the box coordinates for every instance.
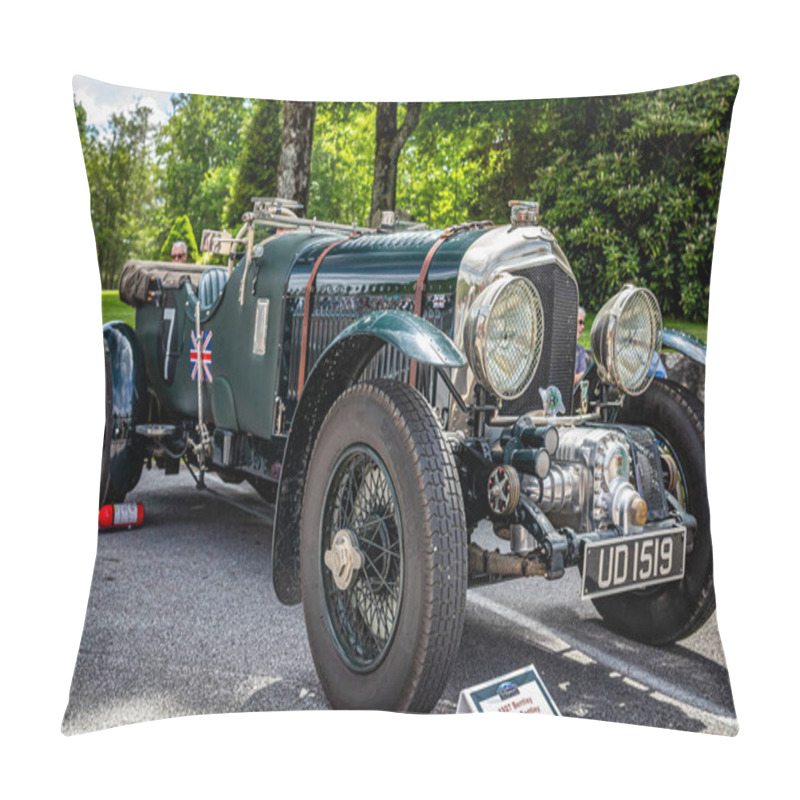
[464,275,544,400]
[590,285,663,396]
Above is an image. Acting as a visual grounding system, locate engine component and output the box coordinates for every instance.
[487,465,520,516]
[509,523,537,554]
[522,463,581,515]
[505,416,559,454]
[520,425,651,534]
[607,477,649,533]
[468,542,546,578]
[510,447,551,479]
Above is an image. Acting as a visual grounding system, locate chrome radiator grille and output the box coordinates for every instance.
[499,263,579,416]
[285,294,449,408]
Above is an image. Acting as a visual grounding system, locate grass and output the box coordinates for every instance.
[662,318,707,343]
[102,291,136,329]
[578,313,706,349]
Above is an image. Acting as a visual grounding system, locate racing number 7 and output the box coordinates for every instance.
[162,306,176,381]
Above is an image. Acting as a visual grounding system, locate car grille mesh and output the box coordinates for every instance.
[286,261,577,417]
[617,425,669,522]
[499,264,578,415]
[286,295,444,408]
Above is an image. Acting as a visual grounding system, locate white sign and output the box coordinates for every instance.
[456,664,560,715]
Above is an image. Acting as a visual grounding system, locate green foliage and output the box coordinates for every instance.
[226,99,282,228]
[158,93,249,236]
[76,97,160,288]
[481,77,738,321]
[396,103,489,227]
[309,103,375,224]
[160,215,199,262]
[80,78,737,322]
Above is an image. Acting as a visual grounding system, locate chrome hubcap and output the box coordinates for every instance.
[324,528,364,591]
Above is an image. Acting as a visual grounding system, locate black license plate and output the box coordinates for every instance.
[581,528,686,600]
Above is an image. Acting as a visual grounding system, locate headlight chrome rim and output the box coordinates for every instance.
[464,274,544,400]
[590,285,663,396]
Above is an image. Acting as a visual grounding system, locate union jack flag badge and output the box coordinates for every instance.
[190,329,213,382]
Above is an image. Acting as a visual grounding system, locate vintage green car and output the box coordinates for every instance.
[102,198,711,712]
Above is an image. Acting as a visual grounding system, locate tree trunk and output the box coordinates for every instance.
[370,102,422,227]
[277,101,317,211]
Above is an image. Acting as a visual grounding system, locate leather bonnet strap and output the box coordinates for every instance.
[409,235,447,387]
[298,238,349,396]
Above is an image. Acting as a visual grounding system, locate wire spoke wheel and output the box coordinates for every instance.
[300,379,467,712]
[322,446,403,671]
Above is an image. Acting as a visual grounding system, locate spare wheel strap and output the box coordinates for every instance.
[298,239,349,396]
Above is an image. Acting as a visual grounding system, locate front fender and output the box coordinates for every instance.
[662,328,706,366]
[329,309,466,369]
[272,310,464,605]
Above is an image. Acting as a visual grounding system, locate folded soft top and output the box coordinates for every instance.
[118,259,207,306]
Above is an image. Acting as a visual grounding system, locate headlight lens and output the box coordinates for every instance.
[590,285,663,396]
[464,275,544,400]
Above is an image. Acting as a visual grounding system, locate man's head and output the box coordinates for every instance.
[171,241,187,262]
[577,306,586,340]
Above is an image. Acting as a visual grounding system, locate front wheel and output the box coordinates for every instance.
[592,379,715,645]
[300,379,467,712]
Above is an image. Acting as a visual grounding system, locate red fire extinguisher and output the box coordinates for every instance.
[99,502,144,531]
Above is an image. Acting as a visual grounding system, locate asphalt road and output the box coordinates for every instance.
[62,467,737,735]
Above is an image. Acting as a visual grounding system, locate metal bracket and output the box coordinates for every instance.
[516,496,570,579]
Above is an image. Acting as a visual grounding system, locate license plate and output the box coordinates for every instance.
[581,528,686,600]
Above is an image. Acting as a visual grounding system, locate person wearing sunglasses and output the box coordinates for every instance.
[171,241,188,262]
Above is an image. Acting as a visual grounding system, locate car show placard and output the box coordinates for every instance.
[456,664,561,715]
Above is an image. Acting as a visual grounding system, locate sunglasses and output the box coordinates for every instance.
[578,319,585,326]
[172,252,187,259]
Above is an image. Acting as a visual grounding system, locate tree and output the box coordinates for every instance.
[369,102,422,226]
[309,102,375,225]
[158,93,248,237]
[277,101,316,211]
[159,215,199,262]
[225,99,283,228]
[526,78,739,320]
[75,98,159,288]
[396,101,499,228]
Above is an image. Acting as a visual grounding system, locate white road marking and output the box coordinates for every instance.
[468,592,737,731]
[563,649,596,665]
[469,593,572,653]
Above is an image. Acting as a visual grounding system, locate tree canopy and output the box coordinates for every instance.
[75,76,737,321]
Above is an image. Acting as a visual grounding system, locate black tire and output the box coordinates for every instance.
[592,379,714,644]
[100,322,146,505]
[99,344,114,507]
[300,379,467,712]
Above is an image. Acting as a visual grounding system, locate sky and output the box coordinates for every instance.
[73,74,175,129]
